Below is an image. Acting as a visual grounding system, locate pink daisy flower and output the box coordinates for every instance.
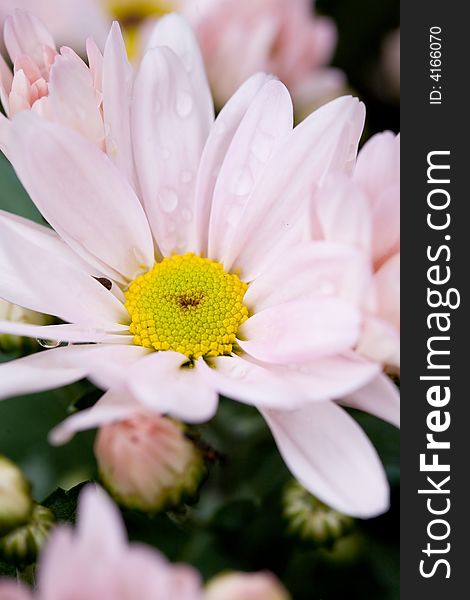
[0,15,397,518]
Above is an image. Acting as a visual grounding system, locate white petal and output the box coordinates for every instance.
[47,51,105,147]
[132,46,210,255]
[4,11,56,66]
[340,373,400,427]
[226,96,366,280]
[7,112,154,282]
[0,344,149,401]
[196,355,307,409]
[126,351,219,423]
[238,299,361,364]
[244,241,371,312]
[193,73,272,255]
[49,388,139,444]
[146,14,214,134]
[208,79,293,264]
[0,210,128,327]
[102,22,137,188]
[266,352,380,401]
[0,321,130,343]
[314,174,372,253]
[261,403,389,517]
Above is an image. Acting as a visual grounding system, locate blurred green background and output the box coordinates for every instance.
[0,1,399,598]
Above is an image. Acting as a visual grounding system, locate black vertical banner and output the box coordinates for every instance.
[401,1,469,598]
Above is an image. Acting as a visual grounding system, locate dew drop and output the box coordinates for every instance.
[229,167,253,196]
[180,170,193,184]
[181,208,193,223]
[318,279,336,295]
[37,338,69,349]
[226,204,244,227]
[251,131,275,163]
[158,187,179,213]
[175,91,193,118]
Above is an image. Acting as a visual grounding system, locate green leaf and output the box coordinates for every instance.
[43,483,87,524]
[0,153,43,223]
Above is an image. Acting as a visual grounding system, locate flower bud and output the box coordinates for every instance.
[0,456,33,536]
[95,412,206,512]
[204,572,291,600]
[282,480,354,547]
[0,504,54,567]
[0,300,52,352]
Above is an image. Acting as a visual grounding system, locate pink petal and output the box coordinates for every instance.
[0,344,149,401]
[49,388,140,445]
[375,253,400,329]
[132,46,210,255]
[261,403,389,517]
[46,51,104,146]
[102,22,137,188]
[0,581,33,600]
[7,112,154,283]
[357,316,400,370]
[244,241,371,312]
[193,73,272,255]
[0,321,130,343]
[224,96,366,280]
[238,298,361,364]
[354,131,400,199]
[86,37,103,94]
[126,351,219,423]
[314,174,372,253]
[4,10,56,68]
[196,354,308,410]
[266,352,380,401]
[208,80,293,264]
[0,210,128,327]
[76,485,127,553]
[146,14,214,134]
[340,373,400,427]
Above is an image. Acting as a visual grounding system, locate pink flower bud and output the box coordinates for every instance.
[204,572,291,600]
[95,411,206,512]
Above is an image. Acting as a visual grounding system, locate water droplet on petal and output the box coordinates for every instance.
[181,208,192,223]
[180,170,193,184]
[158,188,179,213]
[318,280,336,295]
[37,338,68,349]
[229,167,253,196]
[176,91,193,118]
[251,131,275,163]
[180,52,194,73]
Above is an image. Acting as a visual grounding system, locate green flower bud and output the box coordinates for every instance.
[95,411,207,513]
[0,504,54,566]
[0,456,33,536]
[282,480,354,547]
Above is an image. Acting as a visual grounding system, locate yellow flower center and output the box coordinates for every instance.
[108,0,175,58]
[125,253,249,359]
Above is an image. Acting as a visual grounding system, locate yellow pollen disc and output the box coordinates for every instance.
[125,253,249,359]
[107,0,174,58]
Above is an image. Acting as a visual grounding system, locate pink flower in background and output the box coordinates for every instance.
[0,10,139,186]
[0,0,109,53]
[0,14,397,518]
[205,571,291,600]
[0,485,204,599]
[184,0,344,113]
[313,131,400,376]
